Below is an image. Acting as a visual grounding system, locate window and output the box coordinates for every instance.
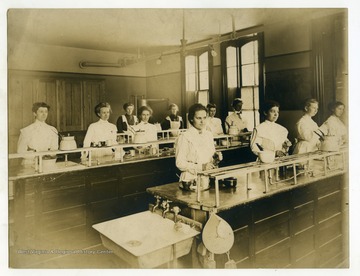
[185,50,210,106]
[222,34,264,130]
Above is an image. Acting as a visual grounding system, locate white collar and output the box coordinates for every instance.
[189,126,204,135]
[34,119,46,125]
[98,119,109,124]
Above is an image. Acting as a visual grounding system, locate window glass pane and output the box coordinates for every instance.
[199,52,208,71]
[185,55,196,91]
[254,62,259,85]
[197,90,209,106]
[254,41,258,61]
[241,64,255,86]
[226,47,237,67]
[241,41,255,65]
[227,67,237,88]
[253,87,259,110]
[241,110,260,130]
[185,55,196,74]
[241,87,260,109]
[241,87,254,110]
[186,73,196,91]
[199,52,209,90]
[199,72,209,90]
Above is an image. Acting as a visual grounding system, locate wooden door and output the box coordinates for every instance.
[58,79,83,131]
[82,80,105,129]
[34,78,58,128]
[8,75,37,153]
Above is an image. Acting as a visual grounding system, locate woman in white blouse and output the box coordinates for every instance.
[206,103,224,136]
[17,102,59,153]
[17,102,59,165]
[293,98,322,154]
[250,100,291,158]
[319,101,347,146]
[225,98,248,134]
[132,105,159,142]
[175,103,222,185]
[82,102,118,158]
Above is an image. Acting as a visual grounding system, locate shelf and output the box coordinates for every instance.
[9,132,251,179]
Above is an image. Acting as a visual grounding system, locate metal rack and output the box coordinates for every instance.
[199,149,347,208]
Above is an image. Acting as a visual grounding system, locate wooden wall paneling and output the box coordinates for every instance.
[83,80,105,130]
[59,79,83,131]
[13,179,26,248]
[289,185,316,267]
[265,68,313,110]
[41,205,86,233]
[292,250,316,268]
[89,199,120,225]
[253,211,290,253]
[341,174,349,266]
[254,239,291,268]
[34,78,58,128]
[119,192,151,217]
[39,173,87,248]
[33,177,44,248]
[231,226,251,268]
[318,235,343,268]
[8,75,36,153]
[291,230,316,267]
[86,167,120,225]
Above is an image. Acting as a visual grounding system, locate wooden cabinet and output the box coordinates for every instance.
[214,174,347,268]
[10,157,181,264]
[12,172,87,250]
[8,71,105,153]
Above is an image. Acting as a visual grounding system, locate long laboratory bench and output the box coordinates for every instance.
[8,134,254,268]
[146,149,349,268]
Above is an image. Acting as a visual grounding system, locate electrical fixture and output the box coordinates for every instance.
[156,55,162,65]
[209,45,217,57]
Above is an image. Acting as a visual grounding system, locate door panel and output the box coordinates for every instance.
[58,79,83,131]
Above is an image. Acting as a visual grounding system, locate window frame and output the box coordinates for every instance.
[184,47,213,106]
[220,33,265,129]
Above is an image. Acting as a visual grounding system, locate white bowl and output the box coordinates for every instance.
[221,140,228,146]
[133,132,147,143]
[42,158,57,171]
[258,150,275,163]
[60,136,77,150]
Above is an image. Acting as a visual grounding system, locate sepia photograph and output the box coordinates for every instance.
[1,0,359,274]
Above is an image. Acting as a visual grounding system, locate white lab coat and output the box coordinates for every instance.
[225,112,248,134]
[206,117,224,136]
[250,120,289,156]
[175,126,215,182]
[133,121,159,142]
[293,114,320,154]
[83,119,118,157]
[17,119,59,153]
[320,115,347,145]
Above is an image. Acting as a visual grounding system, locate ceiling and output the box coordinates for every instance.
[7,8,343,56]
